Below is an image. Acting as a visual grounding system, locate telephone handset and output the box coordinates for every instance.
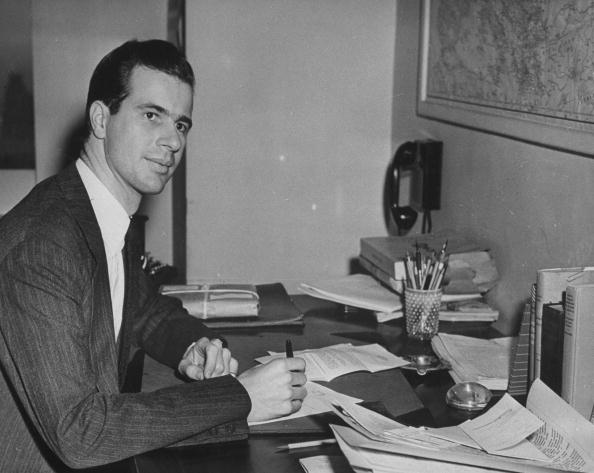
[389,141,418,235]
[388,140,442,236]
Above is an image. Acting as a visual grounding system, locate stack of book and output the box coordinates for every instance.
[528,267,594,421]
[358,232,499,322]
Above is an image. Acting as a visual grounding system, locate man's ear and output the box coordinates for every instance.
[89,101,109,139]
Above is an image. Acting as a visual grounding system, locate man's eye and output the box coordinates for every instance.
[176,122,188,134]
[145,111,156,120]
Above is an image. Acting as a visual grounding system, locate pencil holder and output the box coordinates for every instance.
[404,287,442,340]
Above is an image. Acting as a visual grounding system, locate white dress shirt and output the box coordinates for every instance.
[76,159,130,339]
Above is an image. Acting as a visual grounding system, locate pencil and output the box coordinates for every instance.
[276,438,337,451]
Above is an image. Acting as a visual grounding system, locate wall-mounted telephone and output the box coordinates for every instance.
[386,139,442,235]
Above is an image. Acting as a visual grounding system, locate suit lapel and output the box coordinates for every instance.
[56,163,120,392]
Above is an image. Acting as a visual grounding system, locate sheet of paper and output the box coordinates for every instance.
[298,455,353,473]
[331,425,506,473]
[332,402,455,450]
[424,425,481,449]
[256,343,408,382]
[527,379,594,472]
[461,394,543,452]
[248,382,361,426]
[431,334,512,390]
[299,274,403,313]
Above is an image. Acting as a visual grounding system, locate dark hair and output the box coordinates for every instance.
[84,39,195,136]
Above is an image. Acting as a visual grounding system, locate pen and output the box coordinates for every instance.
[276,438,337,451]
[285,339,293,358]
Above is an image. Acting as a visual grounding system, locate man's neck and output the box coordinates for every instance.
[80,142,141,216]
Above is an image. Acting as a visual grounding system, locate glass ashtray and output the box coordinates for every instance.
[401,354,451,375]
[446,382,492,411]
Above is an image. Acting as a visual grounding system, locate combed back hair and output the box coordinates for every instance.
[84,39,195,136]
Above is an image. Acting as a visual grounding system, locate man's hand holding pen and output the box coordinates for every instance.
[237,338,307,423]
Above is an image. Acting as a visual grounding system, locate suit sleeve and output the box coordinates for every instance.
[131,277,222,369]
[0,230,251,469]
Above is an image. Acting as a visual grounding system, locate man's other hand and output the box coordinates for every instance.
[178,337,238,380]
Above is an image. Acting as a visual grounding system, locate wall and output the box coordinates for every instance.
[11,0,172,262]
[0,0,35,214]
[18,1,591,335]
[395,1,594,334]
[185,0,396,291]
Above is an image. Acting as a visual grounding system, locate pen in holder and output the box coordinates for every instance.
[404,241,448,340]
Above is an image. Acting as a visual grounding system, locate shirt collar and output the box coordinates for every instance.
[76,159,130,256]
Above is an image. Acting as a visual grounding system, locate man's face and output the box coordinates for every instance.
[102,66,193,197]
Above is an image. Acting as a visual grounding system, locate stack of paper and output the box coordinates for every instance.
[330,380,594,472]
[299,274,489,323]
[431,333,513,391]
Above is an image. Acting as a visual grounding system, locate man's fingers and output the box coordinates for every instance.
[203,342,224,378]
[290,370,307,387]
[179,359,204,380]
[285,357,306,372]
[290,399,303,413]
[229,357,239,377]
[179,338,237,380]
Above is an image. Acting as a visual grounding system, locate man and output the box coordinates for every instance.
[0,39,307,471]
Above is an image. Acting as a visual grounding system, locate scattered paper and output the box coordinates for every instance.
[330,380,594,472]
[255,343,409,382]
[248,382,361,426]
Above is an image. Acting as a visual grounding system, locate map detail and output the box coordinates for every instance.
[427,0,594,123]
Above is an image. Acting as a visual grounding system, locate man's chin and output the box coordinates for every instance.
[139,178,171,196]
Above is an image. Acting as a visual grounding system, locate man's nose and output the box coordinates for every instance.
[158,122,182,152]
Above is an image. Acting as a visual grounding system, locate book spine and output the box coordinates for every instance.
[358,256,402,292]
[528,283,536,383]
[562,288,578,407]
[562,284,594,419]
[535,268,594,380]
[539,304,564,395]
[507,301,531,397]
[534,281,545,379]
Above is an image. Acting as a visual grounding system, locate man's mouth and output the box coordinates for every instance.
[147,157,173,173]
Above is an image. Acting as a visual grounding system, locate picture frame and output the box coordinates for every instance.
[417,0,594,157]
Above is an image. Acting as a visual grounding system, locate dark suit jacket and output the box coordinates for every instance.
[0,163,251,472]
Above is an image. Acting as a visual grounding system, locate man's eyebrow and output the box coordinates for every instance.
[140,103,193,129]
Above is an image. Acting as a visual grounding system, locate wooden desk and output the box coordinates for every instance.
[131,294,498,473]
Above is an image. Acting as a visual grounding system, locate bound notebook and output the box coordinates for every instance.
[160,283,260,319]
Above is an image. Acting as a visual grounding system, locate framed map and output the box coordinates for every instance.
[418,0,594,156]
